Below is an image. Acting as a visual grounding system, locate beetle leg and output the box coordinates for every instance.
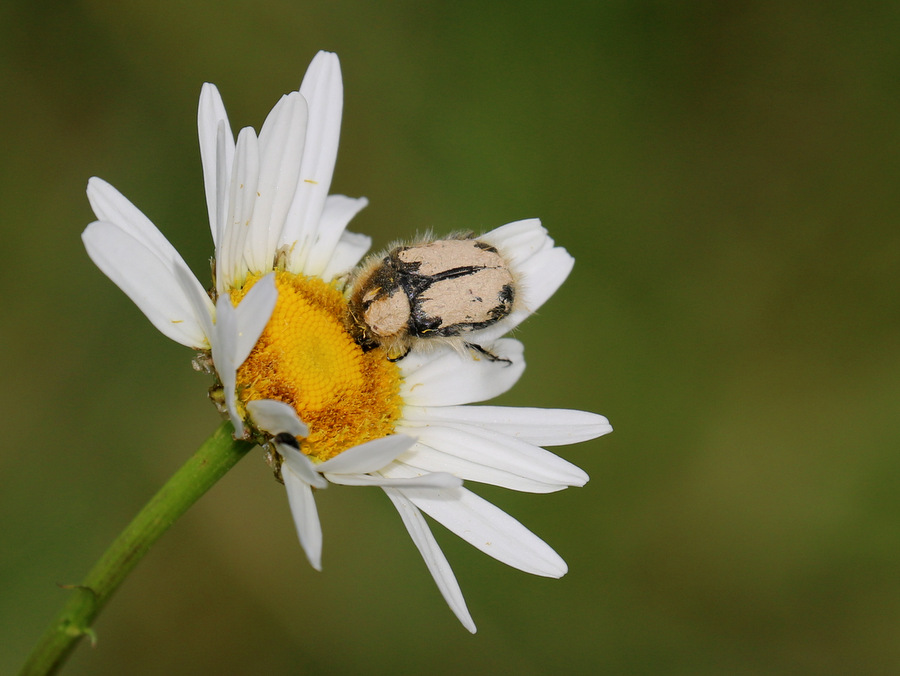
[465,342,512,366]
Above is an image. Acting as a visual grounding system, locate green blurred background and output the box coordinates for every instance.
[3,1,900,673]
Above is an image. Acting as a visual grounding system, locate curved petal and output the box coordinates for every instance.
[399,339,525,406]
[401,405,612,446]
[281,51,343,269]
[210,295,243,436]
[396,424,588,490]
[316,434,416,475]
[473,246,574,344]
[198,83,235,246]
[218,127,260,293]
[387,476,568,578]
[282,462,324,571]
[209,273,276,438]
[232,272,277,365]
[172,264,215,343]
[510,245,574,318]
[324,471,461,489]
[280,444,327,489]
[246,399,309,438]
[250,92,308,272]
[383,487,476,633]
[301,195,369,278]
[320,229,372,282]
[87,178,179,256]
[480,218,552,267]
[392,444,567,494]
[83,221,209,348]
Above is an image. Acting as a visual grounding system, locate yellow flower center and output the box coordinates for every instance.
[231,271,404,462]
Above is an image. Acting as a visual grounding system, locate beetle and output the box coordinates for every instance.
[345,235,515,362]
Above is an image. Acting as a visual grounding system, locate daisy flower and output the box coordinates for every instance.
[82,50,611,633]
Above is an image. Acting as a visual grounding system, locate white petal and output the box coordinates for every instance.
[510,245,574,317]
[301,195,369,277]
[280,51,343,269]
[210,273,276,438]
[398,424,588,489]
[402,405,612,446]
[320,229,372,282]
[250,92,309,272]
[231,272,277,365]
[480,218,552,268]
[388,478,567,578]
[473,246,574,344]
[399,339,525,406]
[172,264,215,343]
[282,461,324,570]
[198,83,235,246]
[211,295,244,436]
[316,434,416,475]
[83,221,209,348]
[383,487,476,633]
[325,471,461,489]
[320,195,368,236]
[87,177,179,255]
[246,399,309,437]
[218,127,260,293]
[280,444,327,489]
[87,179,214,329]
[393,444,565,494]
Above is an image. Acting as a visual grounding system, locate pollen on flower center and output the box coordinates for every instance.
[232,271,404,462]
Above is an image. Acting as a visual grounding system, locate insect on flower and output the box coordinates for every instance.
[346,234,517,362]
[82,50,612,634]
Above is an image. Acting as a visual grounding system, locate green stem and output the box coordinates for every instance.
[18,421,255,676]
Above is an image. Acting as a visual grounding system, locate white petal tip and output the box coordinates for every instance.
[247,399,309,437]
[546,562,568,579]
